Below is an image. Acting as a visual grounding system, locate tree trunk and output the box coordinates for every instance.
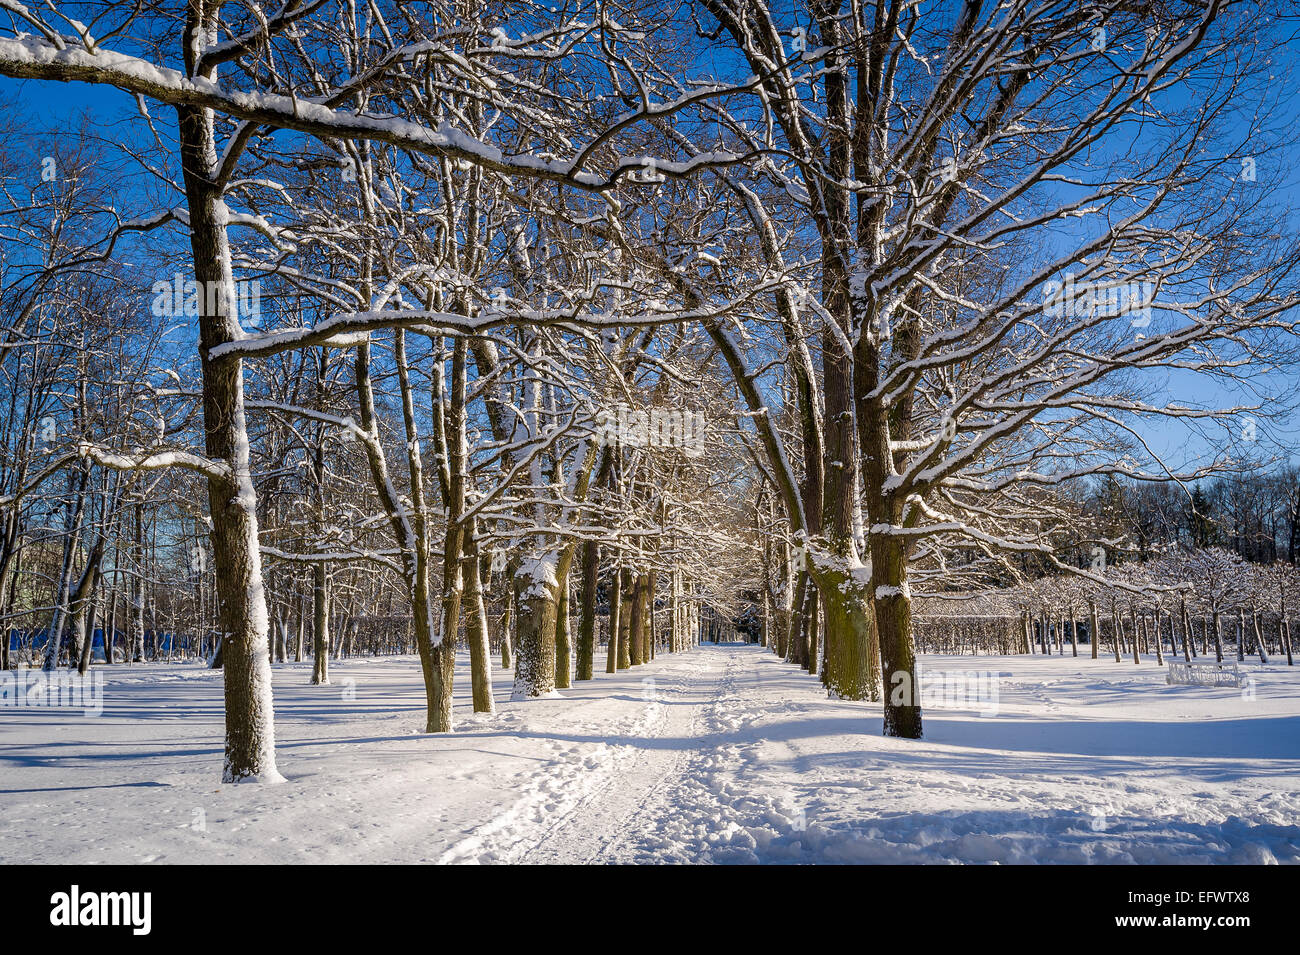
[1110,602,1122,662]
[178,88,279,782]
[43,470,86,670]
[670,562,682,653]
[825,260,885,712]
[275,614,287,663]
[357,330,451,732]
[775,556,794,659]
[818,572,879,705]
[867,535,912,732]
[1250,609,1267,664]
[463,522,495,713]
[647,570,657,660]
[2,550,20,669]
[628,573,645,665]
[576,539,598,680]
[72,552,105,675]
[805,585,820,674]
[311,565,330,685]
[617,567,633,669]
[415,574,451,732]
[500,584,513,669]
[511,555,560,699]
[554,564,572,688]
[438,515,464,711]
[1130,606,1141,664]
[75,586,100,675]
[788,568,809,666]
[605,566,621,674]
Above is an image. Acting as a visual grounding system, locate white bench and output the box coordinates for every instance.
[1166,660,1242,687]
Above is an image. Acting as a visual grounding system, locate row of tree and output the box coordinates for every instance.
[909,547,1296,665]
[1085,471,1300,566]
[3,1,1299,782]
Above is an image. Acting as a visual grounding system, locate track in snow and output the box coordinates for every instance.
[440,651,736,864]
[3,643,1298,864]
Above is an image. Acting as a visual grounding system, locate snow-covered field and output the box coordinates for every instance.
[2,644,1297,864]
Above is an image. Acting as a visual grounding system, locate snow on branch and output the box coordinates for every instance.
[0,34,746,194]
[76,443,233,482]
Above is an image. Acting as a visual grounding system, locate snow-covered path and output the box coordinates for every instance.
[443,650,731,864]
[2,644,1298,864]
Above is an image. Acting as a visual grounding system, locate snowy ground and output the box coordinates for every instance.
[2,644,1297,864]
